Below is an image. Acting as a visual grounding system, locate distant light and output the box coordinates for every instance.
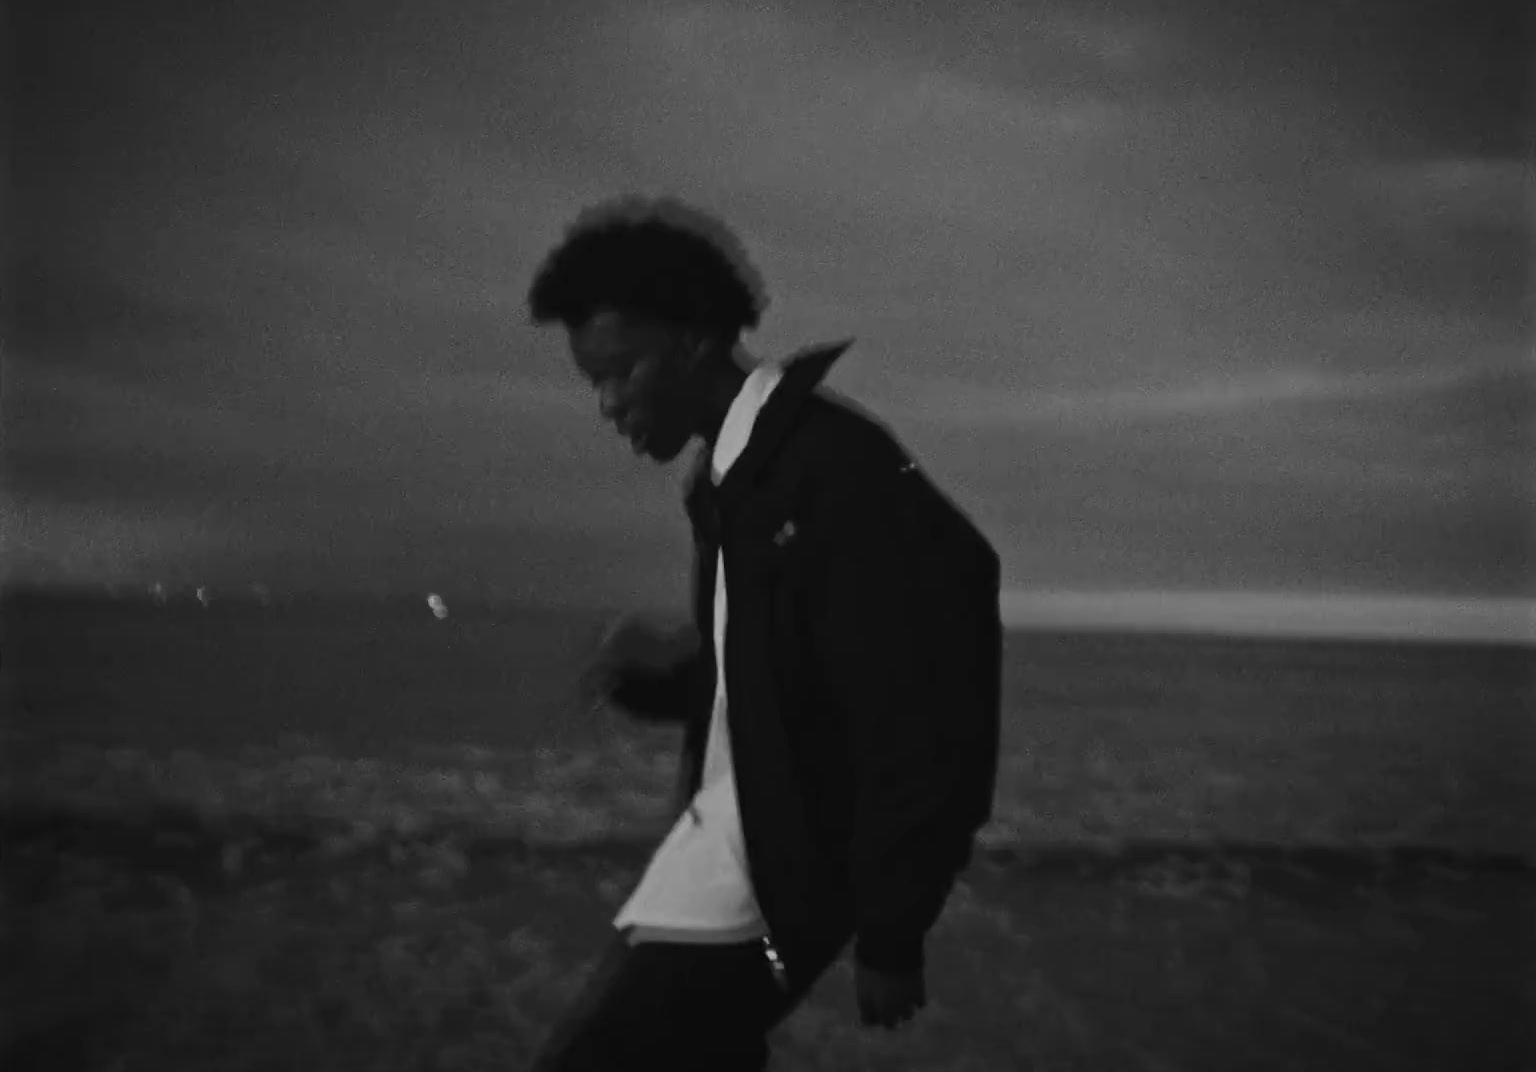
[427,593,449,620]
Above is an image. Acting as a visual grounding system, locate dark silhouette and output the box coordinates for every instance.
[525,195,1002,1069]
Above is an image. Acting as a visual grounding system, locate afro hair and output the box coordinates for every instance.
[526,195,769,341]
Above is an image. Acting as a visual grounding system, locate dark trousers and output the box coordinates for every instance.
[530,933,810,1071]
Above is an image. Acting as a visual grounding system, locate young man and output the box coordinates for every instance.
[526,196,1002,1070]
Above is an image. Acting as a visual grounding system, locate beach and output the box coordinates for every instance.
[3,591,1531,1070]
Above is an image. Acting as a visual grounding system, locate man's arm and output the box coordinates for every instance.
[810,455,1002,975]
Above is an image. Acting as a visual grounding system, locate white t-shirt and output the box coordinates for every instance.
[613,362,785,942]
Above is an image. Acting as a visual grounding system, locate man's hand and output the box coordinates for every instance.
[855,963,927,1029]
[577,614,692,710]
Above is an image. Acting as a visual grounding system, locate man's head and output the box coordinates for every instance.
[527,196,769,462]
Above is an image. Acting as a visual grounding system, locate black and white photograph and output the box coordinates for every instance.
[3,1,1531,1069]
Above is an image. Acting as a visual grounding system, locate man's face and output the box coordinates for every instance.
[569,310,705,463]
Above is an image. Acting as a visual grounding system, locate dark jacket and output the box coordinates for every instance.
[610,340,1002,989]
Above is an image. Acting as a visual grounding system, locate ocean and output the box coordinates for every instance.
[4,588,1532,855]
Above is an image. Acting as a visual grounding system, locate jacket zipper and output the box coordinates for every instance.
[713,534,789,997]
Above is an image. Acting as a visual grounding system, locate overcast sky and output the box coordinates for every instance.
[6,0,1531,626]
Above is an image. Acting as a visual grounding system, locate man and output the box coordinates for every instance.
[526,195,1002,1070]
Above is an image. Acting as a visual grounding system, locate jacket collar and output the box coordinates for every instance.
[686,338,855,519]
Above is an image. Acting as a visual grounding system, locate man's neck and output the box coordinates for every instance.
[695,344,753,447]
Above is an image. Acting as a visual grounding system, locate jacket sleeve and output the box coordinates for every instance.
[809,457,1002,975]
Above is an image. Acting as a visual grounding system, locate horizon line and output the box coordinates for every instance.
[998,589,1536,646]
[6,580,1534,646]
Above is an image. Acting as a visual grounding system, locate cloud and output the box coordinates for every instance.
[877,356,1533,600]
[1034,12,1164,70]
[874,360,1532,430]
[3,496,245,584]
[9,0,1526,609]
[417,372,591,418]
[1352,156,1532,233]
[598,3,1124,231]
[8,341,686,524]
[5,257,224,374]
[1318,154,1531,324]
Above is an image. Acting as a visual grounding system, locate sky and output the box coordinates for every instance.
[5,0,1532,637]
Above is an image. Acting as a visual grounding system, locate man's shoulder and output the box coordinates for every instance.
[794,389,913,476]
[789,389,1001,580]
